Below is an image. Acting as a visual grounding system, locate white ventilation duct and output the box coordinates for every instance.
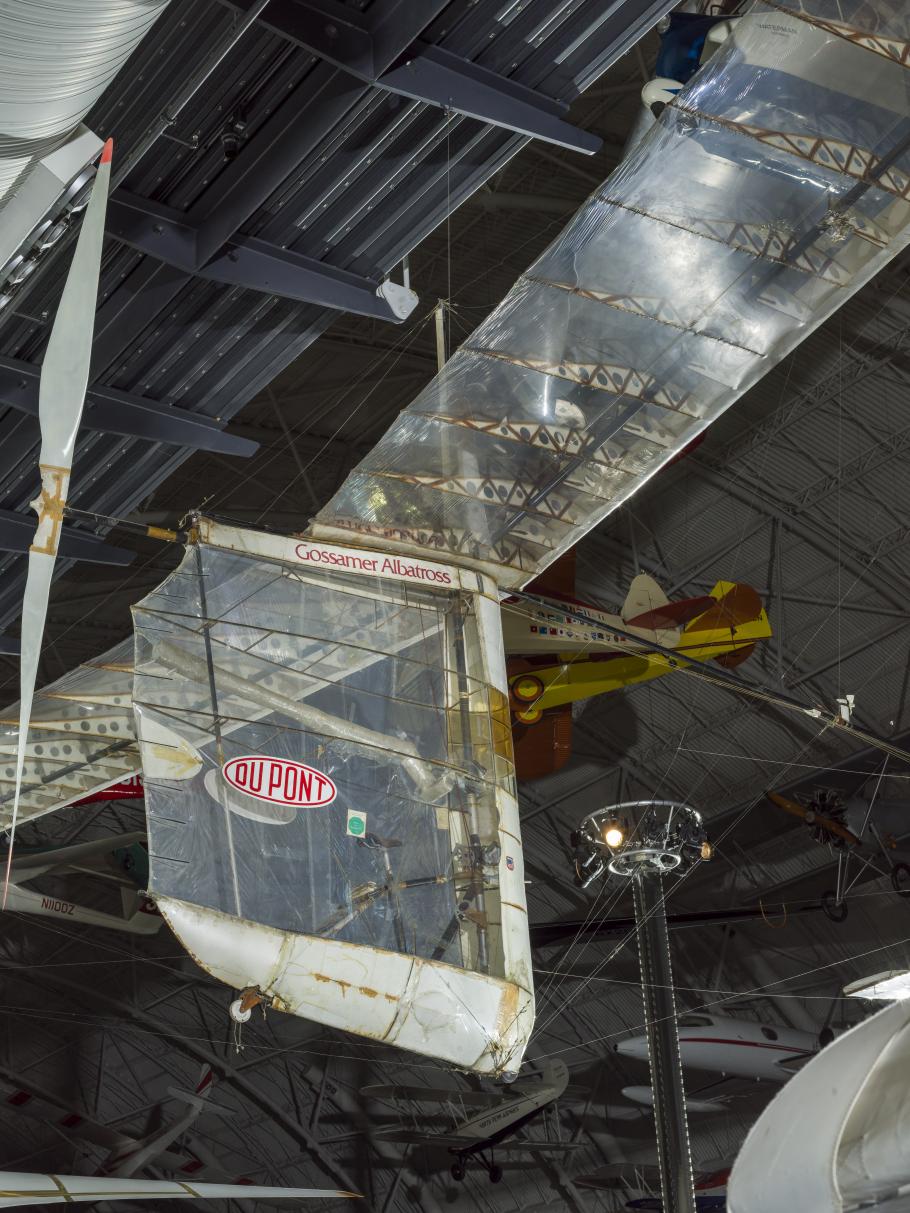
[0,0,170,267]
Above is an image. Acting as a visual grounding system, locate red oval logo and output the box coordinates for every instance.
[222,756,337,807]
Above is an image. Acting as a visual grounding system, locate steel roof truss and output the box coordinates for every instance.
[106,192,410,321]
[221,0,601,154]
[0,355,258,456]
[0,511,135,567]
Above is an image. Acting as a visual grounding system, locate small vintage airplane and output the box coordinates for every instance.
[575,1160,729,1211]
[0,831,160,935]
[1,1064,227,1181]
[502,553,771,779]
[368,1060,576,1183]
[615,1013,821,1083]
[766,787,910,914]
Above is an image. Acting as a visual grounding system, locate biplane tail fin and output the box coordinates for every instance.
[120,887,164,936]
[621,574,669,622]
[684,581,764,632]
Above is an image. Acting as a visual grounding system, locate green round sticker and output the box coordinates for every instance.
[348,815,366,836]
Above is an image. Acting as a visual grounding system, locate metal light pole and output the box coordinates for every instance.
[572,800,712,1213]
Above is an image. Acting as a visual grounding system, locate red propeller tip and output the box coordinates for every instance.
[100,138,114,164]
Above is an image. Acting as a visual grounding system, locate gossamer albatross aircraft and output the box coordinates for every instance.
[368,1061,574,1183]
[4,0,910,1078]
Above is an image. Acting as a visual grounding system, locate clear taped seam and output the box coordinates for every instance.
[595,194,851,284]
[522,274,766,354]
[670,99,910,207]
[406,408,658,474]
[465,345,696,414]
[759,0,910,66]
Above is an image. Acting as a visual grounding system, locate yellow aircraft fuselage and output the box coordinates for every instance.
[504,581,772,714]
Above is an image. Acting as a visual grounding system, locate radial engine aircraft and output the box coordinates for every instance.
[369,1061,575,1183]
[0,832,160,935]
[615,1013,821,1083]
[502,555,771,779]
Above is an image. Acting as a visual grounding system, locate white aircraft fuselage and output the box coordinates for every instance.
[615,1014,818,1082]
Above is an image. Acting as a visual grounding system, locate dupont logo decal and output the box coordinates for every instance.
[222,756,337,807]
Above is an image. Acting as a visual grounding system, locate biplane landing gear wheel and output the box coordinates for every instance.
[891,861,910,898]
[489,1163,503,1184]
[450,1161,466,1182]
[822,890,848,923]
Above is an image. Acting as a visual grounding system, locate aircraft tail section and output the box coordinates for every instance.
[621,574,669,622]
[103,1067,223,1178]
[165,1066,230,1117]
[538,1059,569,1097]
[684,581,764,633]
[120,888,163,936]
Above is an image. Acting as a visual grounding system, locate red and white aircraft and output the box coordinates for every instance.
[1,1064,230,1182]
[576,1160,730,1211]
[615,1013,820,1082]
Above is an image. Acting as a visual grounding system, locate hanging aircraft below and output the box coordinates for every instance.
[615,1013,824,1083]
[501,555,770,779]
[575,1159,730,1211]
[370,1061,575,1183]
[0,1064,230,1182]
[766,787,910,910]
[0,831,160,935]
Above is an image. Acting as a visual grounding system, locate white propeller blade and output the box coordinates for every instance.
[4,139,113,900]
[0,1171,360,1207]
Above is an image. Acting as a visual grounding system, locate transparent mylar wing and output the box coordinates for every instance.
[312,0,910,587]
[0,640,138,829]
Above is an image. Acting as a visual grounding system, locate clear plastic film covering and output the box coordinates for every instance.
[313,0,910,588]
[0,640,137,827]
[132,522,533,1074]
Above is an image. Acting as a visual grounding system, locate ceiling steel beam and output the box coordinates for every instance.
[691,462,910,610]
[106,193,414,322]
[221,0,601,155]
[0,511,135,566]
[0,356,259,456]
[189,66,367,270]
[704,323,910,472]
